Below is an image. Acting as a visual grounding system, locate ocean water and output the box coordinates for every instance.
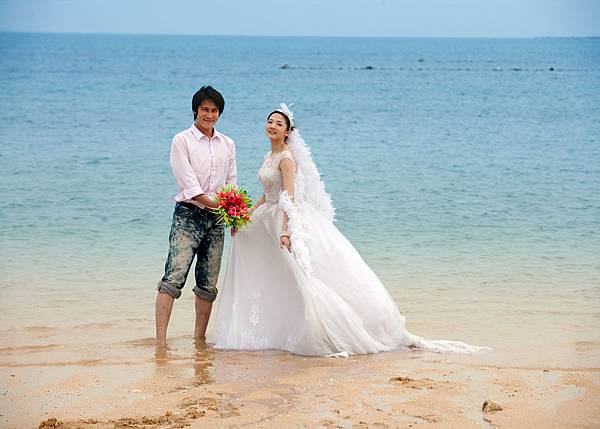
[0,33,599,365]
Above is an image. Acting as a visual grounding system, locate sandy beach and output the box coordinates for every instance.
[2,264,599,429]
[2,276,600,429]
[2,331,599,429]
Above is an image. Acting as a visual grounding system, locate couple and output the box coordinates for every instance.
[155,86,489,356]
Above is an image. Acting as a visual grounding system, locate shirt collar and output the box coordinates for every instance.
[189,124,222,142]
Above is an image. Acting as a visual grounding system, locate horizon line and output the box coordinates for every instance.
[1,30,599,39]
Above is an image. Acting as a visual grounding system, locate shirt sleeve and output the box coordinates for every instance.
[226,139,237,185]
[170,135,204,199]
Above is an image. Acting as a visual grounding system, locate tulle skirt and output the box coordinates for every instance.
[209,202,489,356]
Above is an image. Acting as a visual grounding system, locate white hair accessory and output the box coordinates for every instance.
[275,103,295,128]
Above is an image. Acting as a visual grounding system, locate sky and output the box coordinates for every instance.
[0,0,599,38]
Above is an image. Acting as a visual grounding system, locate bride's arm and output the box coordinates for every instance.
[251,194,266,213]
[279,158,295,251]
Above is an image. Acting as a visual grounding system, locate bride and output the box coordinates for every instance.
[210,104,489,356]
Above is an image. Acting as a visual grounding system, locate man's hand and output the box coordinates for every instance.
[192,194,218,209]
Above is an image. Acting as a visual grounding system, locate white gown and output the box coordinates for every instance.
[210,150,489,356]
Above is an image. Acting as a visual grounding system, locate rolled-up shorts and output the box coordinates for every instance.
[157,202,225,302]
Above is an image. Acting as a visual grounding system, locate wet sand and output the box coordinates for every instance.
[2,334,600,429]
[2,278,599,428]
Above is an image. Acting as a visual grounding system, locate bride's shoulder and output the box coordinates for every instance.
[277,150,295,167]
[280,149,294,159]
[267,150,294,162]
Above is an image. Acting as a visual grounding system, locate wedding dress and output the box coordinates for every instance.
[210,115,489,356]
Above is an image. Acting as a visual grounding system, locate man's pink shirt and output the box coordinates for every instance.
[170,125,237,208]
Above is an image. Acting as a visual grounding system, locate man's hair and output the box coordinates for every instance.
[192,86,225,119]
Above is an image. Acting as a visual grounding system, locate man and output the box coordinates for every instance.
[155,86,236,348]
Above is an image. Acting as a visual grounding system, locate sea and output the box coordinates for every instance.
[0,33,599,368]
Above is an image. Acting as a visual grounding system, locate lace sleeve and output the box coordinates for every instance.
[278,190,312,275]
[276,150,295,169]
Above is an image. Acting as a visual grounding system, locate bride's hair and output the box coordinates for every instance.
[267,110,295,142]
[267,111,294,131]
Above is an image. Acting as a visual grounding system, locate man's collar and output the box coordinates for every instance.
[190,124,221,141]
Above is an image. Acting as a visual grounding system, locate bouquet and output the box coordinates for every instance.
[211,184,253,228]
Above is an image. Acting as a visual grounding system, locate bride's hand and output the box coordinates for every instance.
[280,235,291,252]
[249,204,260,215]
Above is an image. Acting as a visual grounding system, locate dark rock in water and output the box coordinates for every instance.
[280,64,290,69]
[482,400,503,413]
[363,65,375,70]
[511,67,523,71]
[418,58,425,63]
[549,67,555,71]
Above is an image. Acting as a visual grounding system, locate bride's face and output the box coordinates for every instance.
[266,113,290,141]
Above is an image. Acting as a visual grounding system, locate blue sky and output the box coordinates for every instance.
[0,0,598,37]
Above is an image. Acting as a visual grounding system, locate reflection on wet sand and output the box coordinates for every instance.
[151,337,217,391]
[3,332,599,428]
[193,340,214,386]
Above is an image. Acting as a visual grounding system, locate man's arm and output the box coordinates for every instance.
[171,135,205,200]
[192,194,217,208]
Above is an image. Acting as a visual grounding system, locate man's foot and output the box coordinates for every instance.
[194,337,208,350]
[154,344,170,364]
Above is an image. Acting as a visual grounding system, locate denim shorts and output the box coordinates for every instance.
[157,202,225,302]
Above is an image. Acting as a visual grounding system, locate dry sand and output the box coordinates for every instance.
[2,337,599,429]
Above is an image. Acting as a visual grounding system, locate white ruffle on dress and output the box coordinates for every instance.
[210,150,489,356]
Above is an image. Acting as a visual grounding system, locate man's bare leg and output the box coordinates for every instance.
[194,296,212,341]
[155,292,174,348]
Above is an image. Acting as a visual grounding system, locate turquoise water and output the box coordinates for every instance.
[0,34,599,355]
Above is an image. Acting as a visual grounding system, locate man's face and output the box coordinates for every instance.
[195,99,220,133]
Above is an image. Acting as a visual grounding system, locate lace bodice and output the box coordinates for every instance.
[258,150,294,203]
